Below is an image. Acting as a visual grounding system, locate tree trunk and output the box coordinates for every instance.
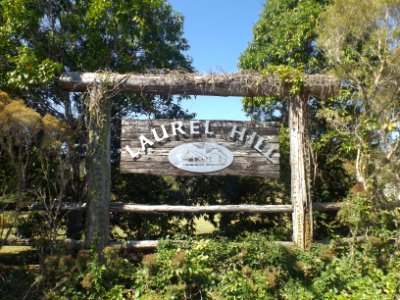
[85,85,111,252]
[289,95,313,251]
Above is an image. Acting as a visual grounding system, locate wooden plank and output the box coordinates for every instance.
[59,72,340,98]
[121,140,281,150]
[120,152,280,162]
[120,120,280,177]
[119,162,280,172]
[120,167,280,177]
[122,120,279,134]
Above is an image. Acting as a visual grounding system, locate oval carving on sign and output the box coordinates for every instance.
[168,142,234,173]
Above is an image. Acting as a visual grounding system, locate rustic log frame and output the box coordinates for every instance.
[85,84,112,251]
[289,95,313,250]
[59,72,339,98]
[0,202,344,213]
[59,71,340,251]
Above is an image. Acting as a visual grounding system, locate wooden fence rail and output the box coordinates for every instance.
[2,238,295,250]
[3,237,368,250]
[1,202,343,213]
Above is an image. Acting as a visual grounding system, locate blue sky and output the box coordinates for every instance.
[168,0,265,120]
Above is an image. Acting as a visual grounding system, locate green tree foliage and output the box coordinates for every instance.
[240,0,325,68]
[239,0,354,238]
[0,0,194,240]
[0,0,192,86]
[0,0,193,146]
[239,0,327,115]
[237,1,332,234]
[317,0,400,188]
[316,0,400,237]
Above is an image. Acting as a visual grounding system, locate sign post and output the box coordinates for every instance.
[59,71,340,251]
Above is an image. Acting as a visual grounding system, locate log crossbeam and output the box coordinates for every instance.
[59,72,340,98]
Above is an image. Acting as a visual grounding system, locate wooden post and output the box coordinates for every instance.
[85,84,111,251]
[289,95,313,250]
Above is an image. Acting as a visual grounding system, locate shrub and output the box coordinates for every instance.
[33,234,400,299]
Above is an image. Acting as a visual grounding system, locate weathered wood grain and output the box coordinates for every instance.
[120,120,280,177]
[109,202,343,213]
[110,204,292,213]
[290,96,313,251]
[0,202,345,212]
[59,72,340,98]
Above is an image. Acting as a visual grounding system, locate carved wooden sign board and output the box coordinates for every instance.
[120,120,279,178]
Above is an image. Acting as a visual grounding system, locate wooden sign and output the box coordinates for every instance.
[120,120,279,178]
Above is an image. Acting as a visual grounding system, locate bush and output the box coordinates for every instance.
[31,234,400,299]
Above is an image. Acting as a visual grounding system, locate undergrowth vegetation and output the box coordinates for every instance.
[2,233,398,299]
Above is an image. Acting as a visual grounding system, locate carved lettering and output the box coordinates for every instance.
[151,125,169,142]
[230,125,246,142]
[124,145,140,159]
[171,121,186,136]
[253,137,266,153]
[205,120,214,136]
[262,144,279,163]
[190,120,200,136]
[246,131,258,147]
[139,134,154,151]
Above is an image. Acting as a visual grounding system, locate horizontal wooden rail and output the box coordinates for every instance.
[2,239,157,250]
[313,202,343,211]
[0,202,87,211]
[109,240,163,250]
[108,240,296,249]
[1,238,84,248]
[110,202,343,213]
[2,238,294,250]
[3,237,370,250]
[0,202,344,212]
[59,72,340,98]
[110,204,293,213]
